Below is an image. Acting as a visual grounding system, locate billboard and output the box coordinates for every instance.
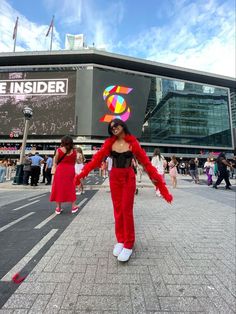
[92,67,151,138]
[0,71,76,136]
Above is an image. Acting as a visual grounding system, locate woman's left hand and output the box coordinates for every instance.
[74,175,81,186]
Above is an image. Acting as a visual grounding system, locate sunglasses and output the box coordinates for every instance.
[110,122,121,130]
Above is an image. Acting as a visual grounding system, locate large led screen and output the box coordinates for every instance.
[92,67,151,138]
[0,71,76,136]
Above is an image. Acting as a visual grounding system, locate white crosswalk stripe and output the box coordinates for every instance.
[1,229,58,282]
[0,212,35,233]
[12,200,40,211]
[34,213,57,229]
[28,194,47,201]
[78,198,88,206]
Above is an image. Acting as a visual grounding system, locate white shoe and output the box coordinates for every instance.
[156,191,161,197]
[117,248,133,262]
[113,243,124,257]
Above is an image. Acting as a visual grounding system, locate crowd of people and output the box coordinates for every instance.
[0,158,17,182]
[0,94,75,136]
[1,146,235,190]
[97,150,236,192]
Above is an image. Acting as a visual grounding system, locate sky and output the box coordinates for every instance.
[0,0,235,78]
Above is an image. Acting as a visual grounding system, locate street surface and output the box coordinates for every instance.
[0,174,104,308]
[0,174,235,313]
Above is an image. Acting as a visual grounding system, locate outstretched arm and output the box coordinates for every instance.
[74,137,115,185]
[132,140,173,203]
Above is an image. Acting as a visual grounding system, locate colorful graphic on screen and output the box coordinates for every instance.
[99,85,133,123]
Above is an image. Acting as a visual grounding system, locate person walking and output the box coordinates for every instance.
[50,136,78,214]
[23,154,32,185]
[229,156,236,179]
[189,158,199,183]
[74,119,173,262]
[45,155,53,185]
[194,158,200,183]
[6,158,13,180]
[204,157,214,185]
[213,152,233,189]
[0,158,7,183]
[100,158,107,178]
[40,158,47,184]
[75,147,85,194]
[179,159,186,175]
[151,148,167,196]
[29,152,44,186]
[106,156,113,177]
[168,155,178,188]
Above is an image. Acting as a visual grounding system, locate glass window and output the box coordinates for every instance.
[141,77,232,148]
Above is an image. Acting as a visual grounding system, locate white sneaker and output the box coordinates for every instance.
[117,248,133,262]
[113,243,124,257]
[156,191,161,197]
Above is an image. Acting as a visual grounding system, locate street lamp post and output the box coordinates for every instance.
[13,106,33,185]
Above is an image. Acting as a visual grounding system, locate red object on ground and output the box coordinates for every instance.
[12,273,26,284]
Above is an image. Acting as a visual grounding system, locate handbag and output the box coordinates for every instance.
[51,152,67,175]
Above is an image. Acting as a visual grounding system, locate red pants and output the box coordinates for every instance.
[109,167,136,249]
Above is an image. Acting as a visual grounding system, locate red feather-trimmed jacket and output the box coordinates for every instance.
[75,135,173,203]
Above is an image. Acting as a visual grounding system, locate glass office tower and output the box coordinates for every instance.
[141,76,232,149]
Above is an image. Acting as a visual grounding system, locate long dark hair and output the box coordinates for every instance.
[153,148,161,159]
[108,119,131,136]
[61,135,74,153]
[76,147,85,162]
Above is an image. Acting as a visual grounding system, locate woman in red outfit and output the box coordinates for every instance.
[50,136,79,215]
[75,119,173,262]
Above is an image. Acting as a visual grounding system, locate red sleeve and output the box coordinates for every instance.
[132,139,173,203]
[74,137,115,185]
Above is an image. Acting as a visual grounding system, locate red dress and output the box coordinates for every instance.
[50,148,76,202]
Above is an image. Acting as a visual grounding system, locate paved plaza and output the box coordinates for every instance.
[0,174,235,313]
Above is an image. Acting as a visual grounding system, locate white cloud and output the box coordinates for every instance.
[43,0,83,26]
[123,0,236,78]
[43,0,125,49]
[0,0,61,53]
[0,0,234,78]
[82,1,125,50]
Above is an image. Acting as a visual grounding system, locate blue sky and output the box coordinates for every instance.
[0,0,235,77]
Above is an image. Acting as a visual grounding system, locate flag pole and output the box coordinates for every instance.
[50,15,54,51]
[13,17,19,52]
[13,34,16,53]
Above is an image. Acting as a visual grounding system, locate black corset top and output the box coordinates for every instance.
[111,150,134,168]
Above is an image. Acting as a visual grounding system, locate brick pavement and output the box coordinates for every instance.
[1,174,235,313]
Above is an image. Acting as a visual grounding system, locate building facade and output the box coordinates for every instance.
[0,49,235,158]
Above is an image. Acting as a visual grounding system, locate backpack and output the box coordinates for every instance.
[214,163,219,176]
